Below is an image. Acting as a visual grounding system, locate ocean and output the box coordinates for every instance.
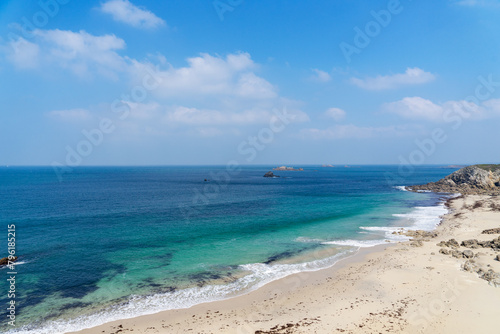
[0,165,456,333]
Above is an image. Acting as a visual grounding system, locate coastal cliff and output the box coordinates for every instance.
[409,164,500,194]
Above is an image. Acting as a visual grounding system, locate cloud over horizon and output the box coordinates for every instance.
[383,96,500,122]
[350,68,436,90]
[299,124,421,140]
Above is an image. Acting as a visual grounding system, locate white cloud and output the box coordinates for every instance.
[482,99,500,113]
[300,124,417,140]
[383,97,444,121]
[324,108,346,121]
[124,101,163,120]
[35,29,127,77]
[147,52,277,99]
[165,106,265,125]
[47,108,92,121]
[119,102,308,126]
[4,32,307,136]
[4,37,39,69]
[163,106,308,125]
[100,0,165,29]
[2,29,128,78]
[3,32,281,104]
[383,96,500,122]
[235,72,277,99]
[99,102,308,137]
[350,68,435,90]
[310,69,331,83]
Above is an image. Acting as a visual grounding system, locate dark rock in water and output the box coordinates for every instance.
[61,301,92,311]
[188,272,223,287]
[264,250,294,264]
[263,171,279,178]
[482,228,500,234]
[158,286,176,293]
[408,164,500,195]
[0,256,17,266]
[61,283,99,299]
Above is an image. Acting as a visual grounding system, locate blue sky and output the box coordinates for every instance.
[1,0,499,166]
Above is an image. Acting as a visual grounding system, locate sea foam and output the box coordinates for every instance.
[321,197,451,250]
[8,251,353,334]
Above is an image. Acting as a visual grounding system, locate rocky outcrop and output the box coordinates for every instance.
[462,250,474,259]
[0,256,17,266]
[438,235,500,286]
[402,230,438,239]
[273,166,304,171]
[482,228,500,234]
[462,260,500,287]
[438,236,500,250]
[437,238,460,248]
[460,236,500,250]
[264,171,279,178]
[439,248,471,259]
[408,165,500,195]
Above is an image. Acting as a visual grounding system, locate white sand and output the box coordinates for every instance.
[71,195,500,334]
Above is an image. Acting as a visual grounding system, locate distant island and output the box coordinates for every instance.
[321,164,334,167]
[440,165,467,169]
[273,166,304,171]
[408,164,500,195]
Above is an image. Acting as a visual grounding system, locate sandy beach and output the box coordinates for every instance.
[72,194,500,334]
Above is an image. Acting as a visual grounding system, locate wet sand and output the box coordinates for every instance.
[71,195,500,334]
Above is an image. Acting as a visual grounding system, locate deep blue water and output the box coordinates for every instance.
[0,165,456,333]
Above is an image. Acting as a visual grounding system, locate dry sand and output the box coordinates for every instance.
[71,195,500,334]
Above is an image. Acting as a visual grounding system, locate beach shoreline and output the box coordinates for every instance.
[70,194,500,334]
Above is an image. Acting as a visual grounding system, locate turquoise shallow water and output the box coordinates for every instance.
[0,165,456,333]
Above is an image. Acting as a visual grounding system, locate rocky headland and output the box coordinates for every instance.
[408,164,500,195]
